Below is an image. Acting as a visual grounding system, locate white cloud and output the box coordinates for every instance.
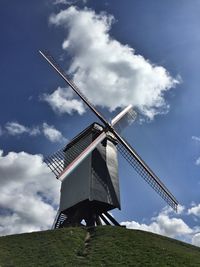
[121,212,192,239]
[191,136,200,165]
[5,122,40,136]
[161,205,185,216]
[195,157,200,166]
[121,206,200,246]
[0,150,60,236]
[54,0,71,4]
[29,127,41,136]
[42,122,67,143]
[177,205,185,215]
[42,87,85,115]
[3,121,66,143]
[6,122,29,135]
[192,136,200,142]
[49,6,179,120]
[192,233,200,247]
[188,204,200,217]
[53,0,87,5]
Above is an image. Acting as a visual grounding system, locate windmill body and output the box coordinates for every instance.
[40,50,179,229]
[57,123,120,226]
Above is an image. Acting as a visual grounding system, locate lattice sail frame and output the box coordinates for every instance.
[44,127,102,179]
[112,105,137,134]
[40,50,178,212]
[117,143,177,211]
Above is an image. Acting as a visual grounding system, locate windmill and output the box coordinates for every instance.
[39,50,178,228]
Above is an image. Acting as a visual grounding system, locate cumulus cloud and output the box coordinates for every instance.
[121,205,200,246]
[42,87,85,115]
[5,122,39,136]
[161,205,185,216]
[195,157,200,166]
[121,212,192,239]
[192,136,200,142]
[5,121,28,135]
[54,0,72,4]
[3,121,66,143]
[188,204,200,217]
[53,0,87,5]
[176,204,185,215]
[192,233,200,247]
[0,150,60,236]
[42,122,67,142]
[48,6,179,120]
[191,136,200,165]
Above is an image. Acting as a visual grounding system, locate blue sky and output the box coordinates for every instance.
[1,0,200,246]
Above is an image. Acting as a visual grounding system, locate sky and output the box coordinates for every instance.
[0,0,200,246]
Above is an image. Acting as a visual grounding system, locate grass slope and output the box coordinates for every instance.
[0,226,200,266]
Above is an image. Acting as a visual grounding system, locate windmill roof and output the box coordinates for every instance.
[63,122,117,151]
[63,122,103,151]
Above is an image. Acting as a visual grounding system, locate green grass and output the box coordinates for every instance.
[0,226,200,266]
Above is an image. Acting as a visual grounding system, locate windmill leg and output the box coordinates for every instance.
[104,212,121,226]
[85,212,96,227]
[99,213,111,225]
[61,209,83,227]
[95,215,102,226]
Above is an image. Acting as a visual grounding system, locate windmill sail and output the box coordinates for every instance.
[40,50,178,214]
[112,105,137,134]
[44,124,104,179]
[58,131,106,181]
[115,134,178,211]
[39,50,109,127]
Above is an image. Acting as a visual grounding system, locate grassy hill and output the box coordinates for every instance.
[0,226,200,266]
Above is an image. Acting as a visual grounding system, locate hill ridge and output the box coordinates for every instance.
[0,226,200,266]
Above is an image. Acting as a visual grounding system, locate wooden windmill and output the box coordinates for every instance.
[40,51,178,228]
